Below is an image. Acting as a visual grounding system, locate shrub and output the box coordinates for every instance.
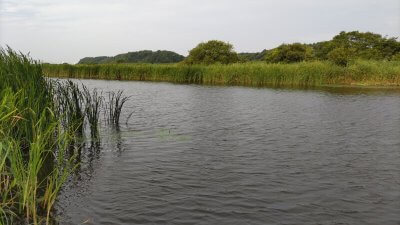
[265,43,313,63]
[184,40,239,65]
[327,47,352,66]
[392,53,400,61]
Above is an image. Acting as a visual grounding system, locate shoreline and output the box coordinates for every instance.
[47,76,400,97]
[43,60,400,89]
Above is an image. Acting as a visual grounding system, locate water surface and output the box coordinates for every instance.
[57,80,400,225]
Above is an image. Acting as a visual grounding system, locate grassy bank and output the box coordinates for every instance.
[43,60,400,87]
[0,48,76,225]
[0,48,129,224]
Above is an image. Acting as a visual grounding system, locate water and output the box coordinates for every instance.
[57,80,400,225]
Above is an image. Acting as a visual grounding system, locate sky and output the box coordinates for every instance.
[0,0,399,63]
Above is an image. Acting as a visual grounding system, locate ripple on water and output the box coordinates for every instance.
[57,80,400,225]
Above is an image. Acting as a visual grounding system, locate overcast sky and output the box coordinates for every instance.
[0,0,399,63]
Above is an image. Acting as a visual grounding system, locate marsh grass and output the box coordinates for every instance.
[54,80,128,136]
[0,89,75,225]
[0,47,130,224]
[54,80,85,135]
[43,60,400,87]
[0,47,74,224]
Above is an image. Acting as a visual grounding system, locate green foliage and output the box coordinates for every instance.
[312,31,400,61]
[238,50,267,62]
[327,47,352,66]
[392,53,400,61]
[76,31,399,65]
[78,50,185,64]
[265,43,314,63]
[184,40,239,65]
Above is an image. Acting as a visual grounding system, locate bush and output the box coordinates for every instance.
[392,53,400,61]
[184,40,239,65]
[327,47,352,66]
[265,43,313,63]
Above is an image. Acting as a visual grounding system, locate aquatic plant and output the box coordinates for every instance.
[105,91,129,126]
[54,80,85,135]
[82,86,103,137]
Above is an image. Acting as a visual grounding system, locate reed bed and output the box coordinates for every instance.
[43,60,400,87]
[0,48,76,225]
[0,48,129,224]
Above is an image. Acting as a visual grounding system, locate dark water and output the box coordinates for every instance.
[57,80,400,225]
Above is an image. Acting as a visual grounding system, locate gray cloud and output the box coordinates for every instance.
[0,0,399,63]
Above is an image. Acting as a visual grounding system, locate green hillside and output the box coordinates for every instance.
[78,50,185,64]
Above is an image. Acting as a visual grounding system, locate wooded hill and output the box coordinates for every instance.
[78,50,185,64]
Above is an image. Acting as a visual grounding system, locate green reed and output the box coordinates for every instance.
[54,80,85,135]
[0,47,71,224]
[105,91,129,126]
[43,60,400,87]
[82,86,103,137]
[0,88,75,225]
[0,48,130,224]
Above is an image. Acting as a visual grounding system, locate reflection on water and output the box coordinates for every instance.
[56,80,400,225]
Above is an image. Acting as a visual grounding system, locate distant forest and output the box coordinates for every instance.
[78,31,400,65]
[239,31,399,64]
[78,50,185,64]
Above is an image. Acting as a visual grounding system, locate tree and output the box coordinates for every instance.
[329,31,400,60]
[184,40,239,65]
[265,43,313,63]
[310,31,400,61]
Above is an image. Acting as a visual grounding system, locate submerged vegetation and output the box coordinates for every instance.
[0,48,129,224]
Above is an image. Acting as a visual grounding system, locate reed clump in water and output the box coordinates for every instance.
[54,80,129,136]
[82,86,103,137]
[43,60,400,87]
[54,80,85,135]
[105,91,129,126]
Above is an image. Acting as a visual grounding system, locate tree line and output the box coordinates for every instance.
[78,50,185,64]
[78,31,400,66]
[236,31,400,66]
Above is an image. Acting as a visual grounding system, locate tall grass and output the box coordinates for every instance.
[0,47,75,224]
[43,60,400,87]
[0,89,75,224]
[0,48,130,224]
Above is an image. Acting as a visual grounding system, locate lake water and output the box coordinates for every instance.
[56,80,400,225]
